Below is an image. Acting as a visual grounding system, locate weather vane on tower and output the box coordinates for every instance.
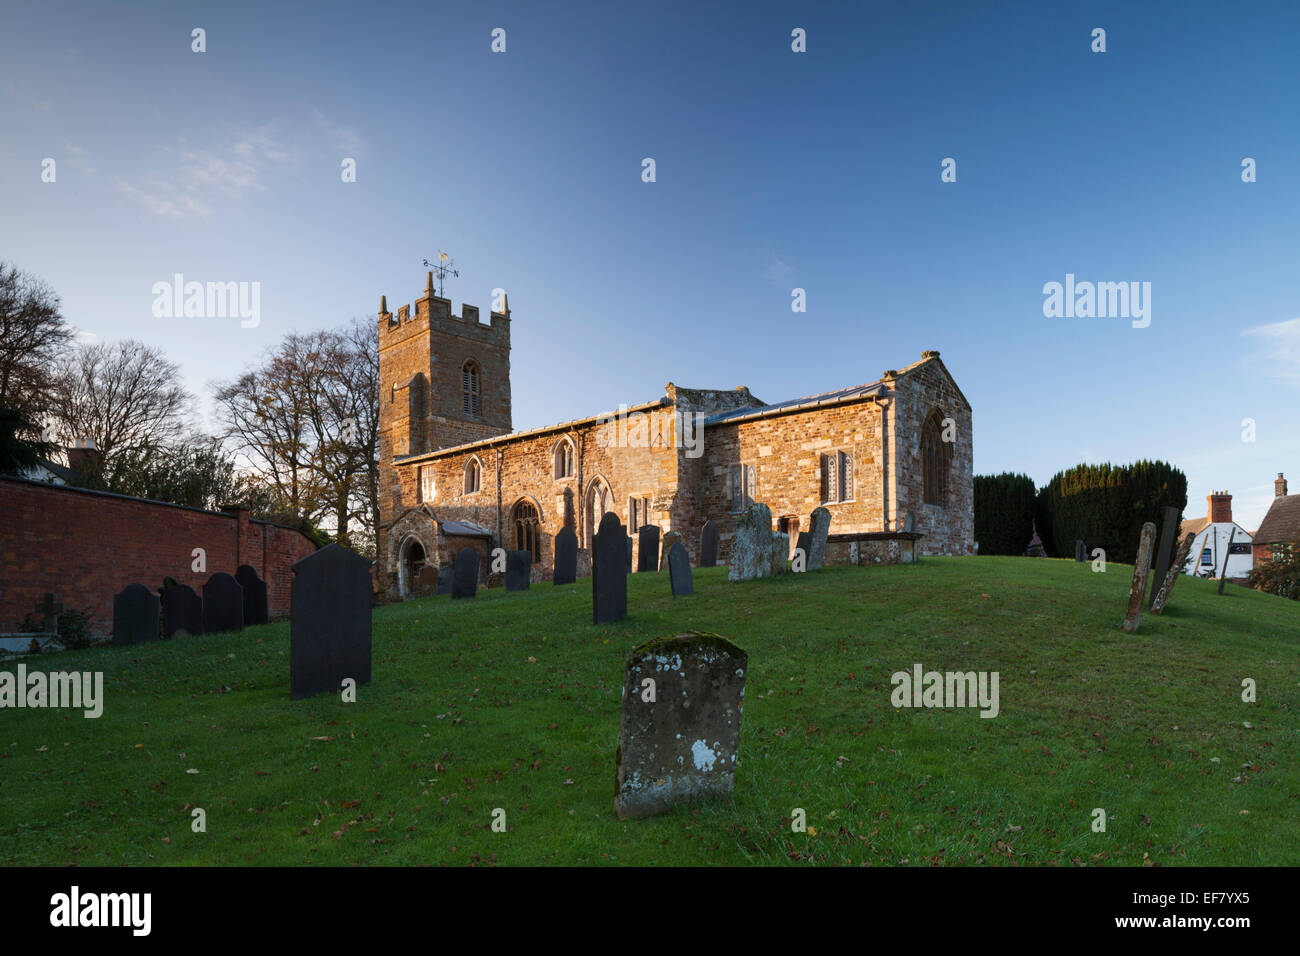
[422,251,460,297]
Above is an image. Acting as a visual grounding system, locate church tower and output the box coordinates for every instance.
[377,273,512,541]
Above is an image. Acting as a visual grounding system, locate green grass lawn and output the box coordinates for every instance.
[2,557,1296,866]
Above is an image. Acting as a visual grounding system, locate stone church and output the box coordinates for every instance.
[377,273,974,599]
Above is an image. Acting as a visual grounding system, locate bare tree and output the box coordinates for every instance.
[51,339,193,463]
[0,262,74,421]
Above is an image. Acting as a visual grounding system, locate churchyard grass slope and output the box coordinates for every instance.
[1,558,1295,865]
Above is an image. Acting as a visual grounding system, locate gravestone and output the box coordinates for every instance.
[437,566,454,596]
[1152,533,1195,615]
[626,536,633,575]
[728,502,773,582]
[615,631,748,819]
[1074,539,1087,562]
[660,531,681,571]
[700,520,718,568]
[1148,506,1181,608]
[637,525,661,573]
[506,550,531,591]
[593,512,628,624]
[1218,528,1236,596]
[771,531,790,575]
[161,583,203,639]
[234,564,269,626]
[32,593,64,635]
[1026,519,1047,558]
[553,527,578,585]
[202,572,244,634]
[112,583,159,645]
[452,547,479,599]
[807,506,831,570]
[795,531,811,567]
[667,541,693,597]
[417,565,439,596]
[290,543,372,700]
[1121,522,1158,633]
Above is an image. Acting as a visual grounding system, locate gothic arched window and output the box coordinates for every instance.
[462,361,480,416]
[554,438,575,479]
[512,500,542,563]
[921,410,952,506]
[464,457,481,494]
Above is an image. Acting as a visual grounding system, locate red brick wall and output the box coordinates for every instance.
[0,477,317,638]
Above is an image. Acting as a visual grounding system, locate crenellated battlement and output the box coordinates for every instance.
[378,273,510,346]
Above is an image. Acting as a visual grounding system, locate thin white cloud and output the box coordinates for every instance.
[65,145,95,174]
[312,110,363,155]
[1242,316,1300,388]
[764,249,794,286]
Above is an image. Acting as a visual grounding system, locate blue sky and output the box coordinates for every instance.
[2,0,1297,528]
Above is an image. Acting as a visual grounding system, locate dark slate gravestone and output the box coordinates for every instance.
[553,527,578,585]
[161,583,203,639]
[637,525,661,573]
[1148,505,1181,609]
[452,548,480,599]
[234,564,269,626]
[506,550,531,591]
[202,572,244,634]
[807,506,832,571]
[1075,539,1087,562]
[700,520,718,568]
[795,531,812,566]
[113,583,159,645]
[667,541,693,597]
[290,543,372,701]
[593,512,629,624]
[417,565,439,596]
[615,631,748,819]
[436,566,454,596]
[660,531,681,571]
[626,536,633,575]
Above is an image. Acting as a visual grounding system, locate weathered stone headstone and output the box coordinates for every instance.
[452,547,479,599]
[637,525,661,573]
[771,531,790,575]
[615,631,748,819]
[1218,527,1236,596]
[113,583,159,645]
[700,520,718,568]
[290,543,372,700]
[1074,539,1087,562]
[1121,522,1158,633]
[660,531,681,571]
[728,502,773,582]
[202,572,244,634]
[1148,506,1181,608]
[1152,533,1195,615]
[417,565,439,595]
[795,531,811,566]
[436,566,454,595]
[553,527,578,585]
[33,593,63,635]
[234,564,269,626]
[667,541,693,597]
[593,512,628,624]
[1026,519,1047,558]
[505,550,531,591]
[161,583,203,638]
[626,536,633,575]
[807,506,831,570]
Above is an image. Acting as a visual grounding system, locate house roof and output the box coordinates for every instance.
[1254,494,1300,545]
[704,381,888,426]
[439,520,492,537]
[1180,516,1210,539]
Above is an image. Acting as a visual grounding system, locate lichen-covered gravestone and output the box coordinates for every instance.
[553,527,578,585]
[771,531,790,575]
[1121,522,1158,633]
[615,632,748,820]
[452,547,479,599]
[666,541,693,597]
[161,583,203,638]
[637,525,660,573]
[113,583,159,645]
[505,550,531,591]
[728,502,773,582]
[290,543,372,700]
[234,564,268,625]
[202,572,244,634]
[660,531,681,571]
[593,512,629,624]
[1151,532,1195,615]
[807,506,832,570]
[700,520,718,568]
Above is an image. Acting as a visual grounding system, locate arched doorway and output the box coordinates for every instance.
[511,499,542,563]
[398,536,427,598]
[584,476,614,549]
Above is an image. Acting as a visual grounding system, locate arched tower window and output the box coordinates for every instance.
[512,500,542,563]
[462,361,480,416]
[553,437,575,479]
[464,457,482,494]
[921,410,952,506]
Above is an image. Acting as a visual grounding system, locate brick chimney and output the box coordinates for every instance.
[1277,473,1289,497]
[1207,490,1232,524]
[65,438,101,478]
